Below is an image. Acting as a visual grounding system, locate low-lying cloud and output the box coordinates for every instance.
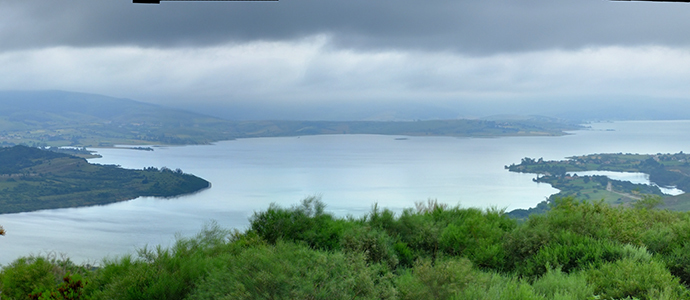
[2,35,690,110]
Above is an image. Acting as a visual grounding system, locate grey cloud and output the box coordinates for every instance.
[3,0,690,54]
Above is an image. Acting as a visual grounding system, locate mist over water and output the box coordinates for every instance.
[2,120,690,265]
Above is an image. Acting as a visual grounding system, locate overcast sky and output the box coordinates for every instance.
[2,0,690,119]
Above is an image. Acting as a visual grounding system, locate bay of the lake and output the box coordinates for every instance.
[2,120,690,265]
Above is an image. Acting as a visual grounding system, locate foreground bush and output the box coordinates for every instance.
[0,255,90,300]
[517,231,625,278]
[188,242,396,300]
[587,257,688,300]
[3,197,690,299]
[85,223,238,300]
[396,257,474,300]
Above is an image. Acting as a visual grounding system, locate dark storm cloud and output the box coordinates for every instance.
[4,0,690,117]
[3,0,690,53]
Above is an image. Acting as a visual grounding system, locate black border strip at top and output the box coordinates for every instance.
[611,0,690,2]
[134,0,277,4]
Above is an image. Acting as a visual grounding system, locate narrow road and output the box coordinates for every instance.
[606,181,641,200]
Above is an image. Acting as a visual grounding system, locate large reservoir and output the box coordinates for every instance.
[2,120,690,265]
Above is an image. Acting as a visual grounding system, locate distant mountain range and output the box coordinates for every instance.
[175,96,690,123]
[0,90,583,146]
[0,90,235,146]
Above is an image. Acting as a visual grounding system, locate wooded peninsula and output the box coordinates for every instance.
[0,145,209,214]
[506,152,690,217]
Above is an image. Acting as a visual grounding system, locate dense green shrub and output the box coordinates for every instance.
[661,242,690,286]
[396,257,475,300]
[366,203,398,233]
[1,256,59,300]
[456,272,545,300]
[393,242,415,268]
[439,207,513,269]
[186,241,396,300]
[587,257,687,300]
[531,268,594,300]
[29,273,88,300]
[641,224,678,255]
[249,196,346,250]
[391,203,514,266]
[503,214,554,271]
[85,223,233,300]
[0,255,89,300]
[340,226,399,269]
[517,231,624,278]
[4,198,690,300]
[539,198,614,240]
[393,209,443,260]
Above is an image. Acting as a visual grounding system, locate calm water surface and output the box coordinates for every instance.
[2,120,690,265]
